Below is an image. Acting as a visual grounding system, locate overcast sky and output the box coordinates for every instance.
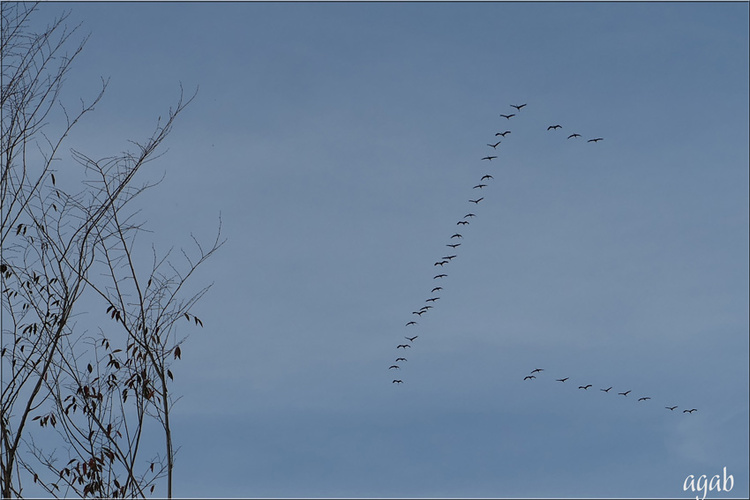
[22,1,750,497]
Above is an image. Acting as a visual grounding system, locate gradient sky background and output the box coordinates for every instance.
[19,1,750,497]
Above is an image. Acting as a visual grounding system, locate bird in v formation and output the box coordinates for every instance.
[391,101,610,385]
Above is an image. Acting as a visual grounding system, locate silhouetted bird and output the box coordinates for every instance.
[579,384,592,390]
[481,175,494,181]
[588,138,604,143]
[405,321,417,326]
[433,274,447,279]
[500,114,515,120]
[601,387,613,393]
[665,406,678,411]
[464,213,477,218]
[431,287,443,293]
[618,390,631,396]
[530,368,544,374]
[405,335,418,342]
[524,375,536,380]
[469,198,484,204]
[392,379,403,384]
[547,125,562,130]
[434,261,448,266]
[395,357,407,362]
[389,365,400,369]
[481,156,497,161]
[412,311,425,316]
[420,306,432,311]
[451,233,463,239]
[683,409,697,414]
[473,184,487,189]
[487,141,501,148]
[556,377,569,382]
[396,344,411,349]
[457,221,469,225]
[511,103,527,111]
[496,131,511,137]
[567,133,581,139]
[426,297,440,303]
[443,255,457,260]
[638,397,651,402]
[446,243,461,248]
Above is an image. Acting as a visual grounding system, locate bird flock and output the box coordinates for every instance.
[389,101,604,384]
[521,367,698,414]
[386,102,698,415]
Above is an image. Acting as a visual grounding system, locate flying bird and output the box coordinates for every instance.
[433,274,447,279]
[464,213,477,218]
[683,409,697,414]
[500,114,515,120]
[431,287,443,293]
[530,368,544,374]
[578,384,592,390]
[443,255,457,260]
[457,220,469,225]
[487,141,501,149]
[396,344,411,349]
[405,335,418,342]
[473,184,487,189]
[556,377,569,382]
[618,390,631,396]
[389,365,400,370]
[481,175,494,181]
[451,233,463,239]
[392,379,403,384]
[395,357,407,362]
[601,387,613,393]
[426,297,440,303]
[434,261,448,266]
[420,306,432,311]
[523,375,536,381]
[412,310,425,316]
[481,156,497,161]
[547,125,562,130]
[665,406,678,411]
[638,397,651,402]
[446,243,461,248]
[469,198,484,204]
[567,133,581,139]
[496,131,511,137]
[405,321,417,326]
[510,103,527,111]
[587,137,604,143]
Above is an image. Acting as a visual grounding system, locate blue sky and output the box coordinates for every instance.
[20,1,750,497]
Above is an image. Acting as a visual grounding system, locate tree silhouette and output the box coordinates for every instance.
[1,4,222,497]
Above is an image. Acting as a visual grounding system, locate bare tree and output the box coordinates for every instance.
[1,4,222,497]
